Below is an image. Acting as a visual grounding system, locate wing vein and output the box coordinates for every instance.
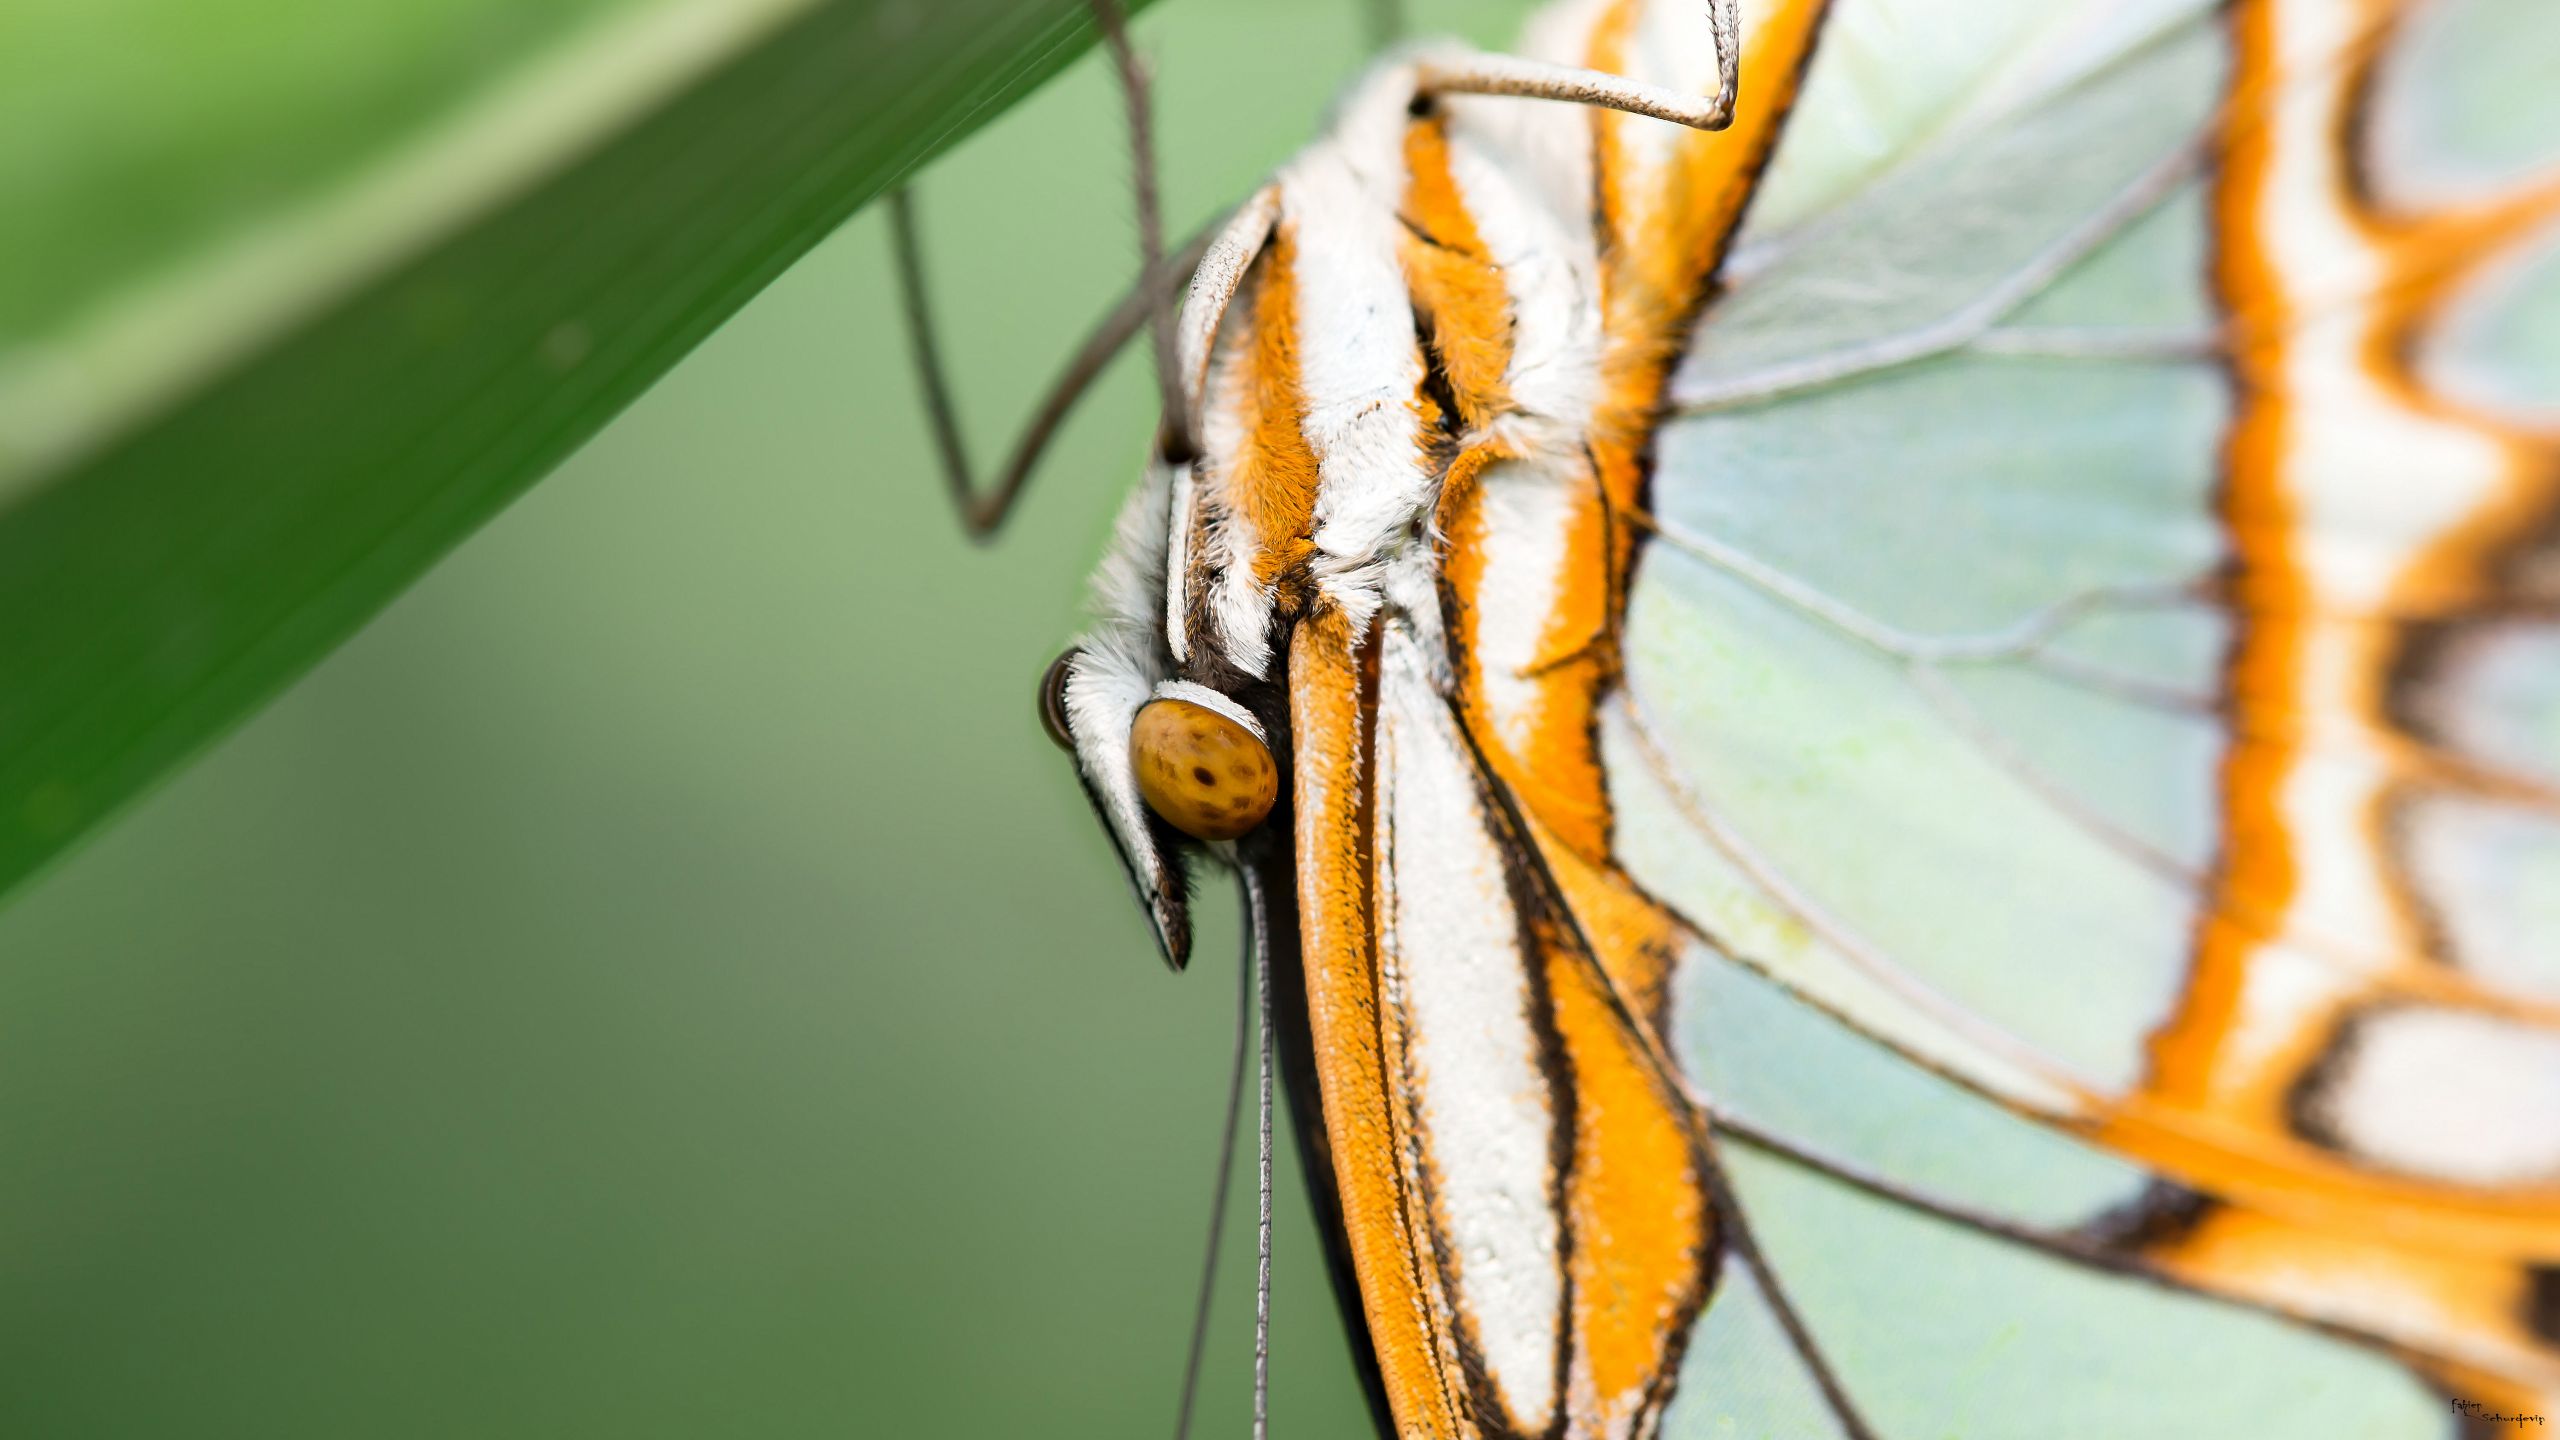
[1676,138,2207,414]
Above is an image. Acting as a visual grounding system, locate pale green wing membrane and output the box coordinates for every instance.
[1702,1146,2442,1440]
[1666,955,2443,1438]
[1668,1261,1857,1440]
[1619,0,2560,1429]
[1627,0,2234,1097]
[2368,0,2560,204]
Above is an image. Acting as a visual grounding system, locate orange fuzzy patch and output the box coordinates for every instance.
[2088,1094,2560,1260]
[1439,448,1622,867]
[1288,606,1469,1439]
[1216,225,1325,590]
[1400,115,1516,431]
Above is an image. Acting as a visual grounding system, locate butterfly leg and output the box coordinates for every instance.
[886,190,1209,541]
[1413,0,1740,130]
[1085,0,1190,451]
[885,0,1200,541]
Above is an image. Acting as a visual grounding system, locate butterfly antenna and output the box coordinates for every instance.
[1089,0,1193,456]
[1170,880,1257,1440]
[1252,870,1275,1440]
[1416,1,1742,131]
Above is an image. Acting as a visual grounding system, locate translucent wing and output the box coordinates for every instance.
[1601,0,2560,1426]
[1398,0,2521,1429]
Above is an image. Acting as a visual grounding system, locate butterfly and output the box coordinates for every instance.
[908,0,2560,1433]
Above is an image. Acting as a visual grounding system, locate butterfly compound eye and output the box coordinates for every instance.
[1037,650,1079,751]
[1130,699,1277,842]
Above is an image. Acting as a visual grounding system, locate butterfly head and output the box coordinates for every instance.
[1036,451,1292,972]
[1030,69,1452,970]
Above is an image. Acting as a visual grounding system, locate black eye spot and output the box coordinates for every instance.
[1037,650,1079,751]
[1192,766,1217,786]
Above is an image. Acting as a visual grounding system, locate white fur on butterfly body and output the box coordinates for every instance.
[1063,460,1185,955]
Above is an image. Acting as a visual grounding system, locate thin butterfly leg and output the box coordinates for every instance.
[885,191,1206,541]
[1412,0,1741,130]
[885,0,1197,540]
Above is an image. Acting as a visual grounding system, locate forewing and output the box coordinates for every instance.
[1288,603,1717,1440]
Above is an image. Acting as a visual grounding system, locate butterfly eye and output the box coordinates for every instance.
[1037,650,1079,752]
[1130,698,1277,842]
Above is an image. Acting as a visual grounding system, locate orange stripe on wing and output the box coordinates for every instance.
[1290,604,1470,1440]
[1539,895,1715,1428]
[2123,0,2560,1230]
[2108,0,2560,1416]
[1401,115,1515,432]
[1441,0,1828,1017]
[1216,225,1324,594]
[1295,592,1719,1436]
[1285,8,1840,1430]
[1425,8,1832,1423]
[2086,1100,2560,1258]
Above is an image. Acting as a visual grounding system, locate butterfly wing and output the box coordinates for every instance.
[1166,0,2560,1432]
[1604,0,2560,1425]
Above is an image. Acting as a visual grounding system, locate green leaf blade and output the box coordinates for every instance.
[0,0,1138,899]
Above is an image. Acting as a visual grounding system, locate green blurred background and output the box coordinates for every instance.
[0,1,1532,1434]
